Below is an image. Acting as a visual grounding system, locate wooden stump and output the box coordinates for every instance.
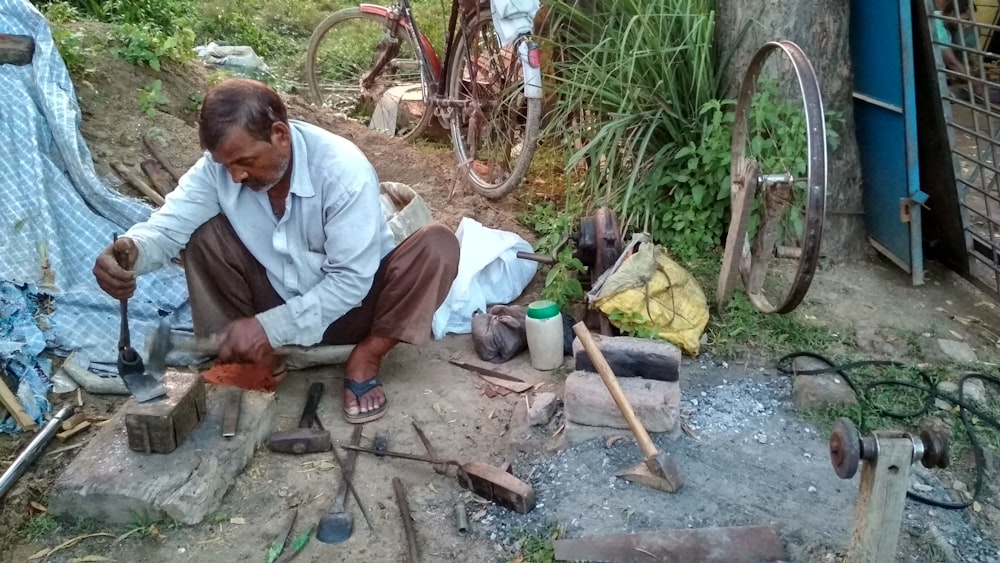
[48,374,276,525]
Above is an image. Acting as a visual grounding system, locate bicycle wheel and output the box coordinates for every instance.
[446,8,542,199]
[716,40,827,315]
[306,7,433,141]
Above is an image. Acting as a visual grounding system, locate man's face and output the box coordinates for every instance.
[212,123,292,192]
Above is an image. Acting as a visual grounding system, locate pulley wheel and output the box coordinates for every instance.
[717,40,828,314]
[829,417,861,479]
[920,428,950,469]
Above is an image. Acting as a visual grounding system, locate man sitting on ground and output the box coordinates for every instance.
[93,78,460,423]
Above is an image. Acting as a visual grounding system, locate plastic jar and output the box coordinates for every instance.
[525,300,564,371]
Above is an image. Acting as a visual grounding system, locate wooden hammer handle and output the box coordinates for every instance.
[572,322,658,458]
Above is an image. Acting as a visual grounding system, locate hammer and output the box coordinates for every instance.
[144,318,305,379]
[269,381,332,454]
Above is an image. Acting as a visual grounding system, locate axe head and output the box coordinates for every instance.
[144,317,174,381]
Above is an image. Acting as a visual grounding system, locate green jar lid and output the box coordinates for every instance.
[527,300,560,320]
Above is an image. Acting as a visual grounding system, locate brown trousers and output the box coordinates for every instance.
[183,215,460,347]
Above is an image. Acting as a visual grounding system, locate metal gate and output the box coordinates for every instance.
[926,0,1000,295]
[852,0,926,285]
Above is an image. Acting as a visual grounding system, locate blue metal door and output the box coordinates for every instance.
[850,0,925,285]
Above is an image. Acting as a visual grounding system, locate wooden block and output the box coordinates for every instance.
[0,34,34,66]
[0,376,36,431]
[124,371,206,454]
[61,412,86,431]
[56,420,91,442]
[48,383,276,525]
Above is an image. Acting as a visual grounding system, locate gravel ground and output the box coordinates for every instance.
[471,359,1000,562]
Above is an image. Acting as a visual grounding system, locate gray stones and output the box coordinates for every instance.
[937,339,977,364]
[790,355,857,409]
[563,371,680,433]
[528,392,558,426]
[572,335,681,382]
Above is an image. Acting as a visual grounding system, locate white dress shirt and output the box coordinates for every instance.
[125,120,397,347]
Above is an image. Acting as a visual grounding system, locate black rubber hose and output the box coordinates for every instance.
[776,352,1000,510]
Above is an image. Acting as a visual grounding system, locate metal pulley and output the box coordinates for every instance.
[828,417,950,480]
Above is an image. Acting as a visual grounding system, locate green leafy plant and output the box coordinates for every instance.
[22,514,58,542]
[542,247,585,308]
[519,201,586,308]
[607,309,661,339]
[50,27,96,78]
[138,79,169,117]
[109,23,195,70]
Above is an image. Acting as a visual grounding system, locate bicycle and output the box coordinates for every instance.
[305,0,544,199]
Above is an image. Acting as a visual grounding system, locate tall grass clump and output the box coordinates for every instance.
[542,0,730,261]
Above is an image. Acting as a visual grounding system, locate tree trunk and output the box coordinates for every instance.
[715,0,867,259]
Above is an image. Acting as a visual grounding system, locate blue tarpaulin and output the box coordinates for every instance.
[0,0,195,433]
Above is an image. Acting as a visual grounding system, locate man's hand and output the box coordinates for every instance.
[217,317,273,364]
[93,237,138,299]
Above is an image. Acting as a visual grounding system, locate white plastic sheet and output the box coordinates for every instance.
[431,218,537,339]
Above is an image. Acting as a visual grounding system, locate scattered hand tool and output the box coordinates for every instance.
[269,382,331,454]
[316,425,364,543]
[222,387,242,438]
[393,477,420,563]
[343,445,536,514]
[411,421,447,475]
[373,430,390,456]
[552,526,787,563]
[0,405,73,499]
[113,234,167,403]
[266,508,298,563]
[330,439,375,534]
[572,322,682,492]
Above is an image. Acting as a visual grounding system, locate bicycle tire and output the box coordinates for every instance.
[305,7,434,142]
[446,7,542,199]
[717,40,827,315]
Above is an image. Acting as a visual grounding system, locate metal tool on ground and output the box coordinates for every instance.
[373,430,390,456]
[552,525,787,563]
[316,425,363,543]
[393,477,420,563]
[330,440,375,534]
[268,382,331,454]
[572,322,682,493]
[454,501,469,536]
[222,387,242,438]
[0,405,73,499]
[411,421,447,475]
[829,418,949,563]
[266,508,297,563]
[113,234,167,403]
[343,445,536,513]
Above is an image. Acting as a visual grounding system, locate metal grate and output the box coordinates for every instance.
[932,0,1000,294]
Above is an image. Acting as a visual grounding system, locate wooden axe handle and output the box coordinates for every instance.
[572,322,659,459]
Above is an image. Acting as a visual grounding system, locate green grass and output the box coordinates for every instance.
[510,524,560,563]
[22,514,58,542]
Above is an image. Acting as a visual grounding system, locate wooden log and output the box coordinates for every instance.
[124,371,206,454]
[60,412,86,431]
[0,377,37,431]
[0,34,34,66]
[48,375,276,525]
[110,161,165,207]
[141,134,184,183]
[845,437,914,563]
[140,158,175,196]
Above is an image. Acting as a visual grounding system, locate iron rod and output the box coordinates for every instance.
[0,406,74,499]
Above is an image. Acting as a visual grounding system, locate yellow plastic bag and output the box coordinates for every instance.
[590,236,709,356]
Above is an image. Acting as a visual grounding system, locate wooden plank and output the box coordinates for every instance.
[140,158,175,196]
[0,34,34,66]
[846,437,913,563]
[56,420,91,442]
[110,161,165,207]
[553,526,786,562]
[0,377,37,431]
[48,377,276,525]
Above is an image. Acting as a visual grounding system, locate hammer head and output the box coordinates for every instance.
[268,428,332,454]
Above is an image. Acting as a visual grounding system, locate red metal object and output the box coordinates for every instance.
[358,3,443,79]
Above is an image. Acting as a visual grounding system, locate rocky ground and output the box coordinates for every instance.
[1,40,1000,563]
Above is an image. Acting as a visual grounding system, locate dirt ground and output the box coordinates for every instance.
[2,48,1000,563]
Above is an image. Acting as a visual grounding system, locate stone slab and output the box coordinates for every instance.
[49,381,276,525]
[790,355,857,409]
[563,371,680,433]
[561,420,682,448]
[573,335,681,382]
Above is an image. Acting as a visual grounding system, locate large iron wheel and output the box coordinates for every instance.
[717,40,828,315]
